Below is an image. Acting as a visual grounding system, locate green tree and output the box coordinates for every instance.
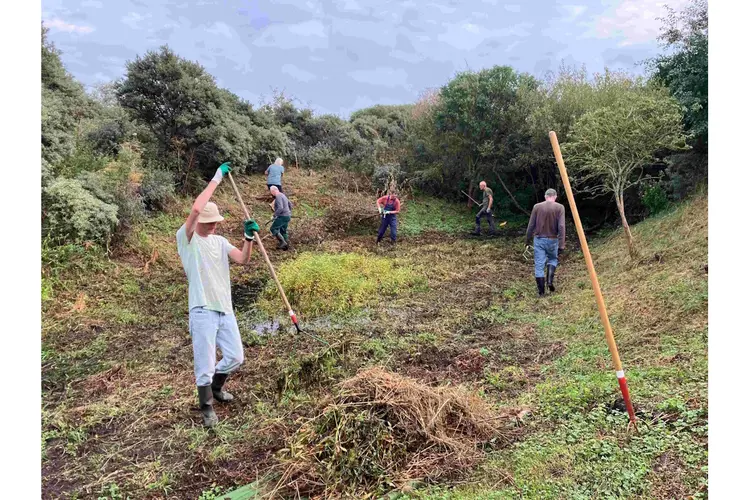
[650,0,707,154]
[563,86,688,259]
[431,65,540,209]
[41,24,98,168]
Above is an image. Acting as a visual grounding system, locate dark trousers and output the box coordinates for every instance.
[267,184,283,192]
[377,214,397,242]
[475,210,496,234]
[270,215,290,238]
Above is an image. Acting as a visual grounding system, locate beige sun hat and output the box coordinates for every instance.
[197,202,225,223]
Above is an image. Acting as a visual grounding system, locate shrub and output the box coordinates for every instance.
[140,169,175,210]
[372,163,403,192]
[86,120,128,157]
[77,142,147,229]
[302,142,337,170]
[641,181,670,216]
[42,178,118,244]
[258,252,424,316]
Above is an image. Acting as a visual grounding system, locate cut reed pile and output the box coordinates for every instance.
[272,367,516,498]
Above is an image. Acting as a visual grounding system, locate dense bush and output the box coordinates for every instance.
[86,120,128,157]
[42,178,119,244]
[140,169,175,210]
[302,143,337,170]
[640,181,670,216]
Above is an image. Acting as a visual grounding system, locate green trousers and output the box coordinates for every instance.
[270,216,291,238]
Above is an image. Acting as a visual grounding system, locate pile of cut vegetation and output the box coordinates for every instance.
[272,367,515,498]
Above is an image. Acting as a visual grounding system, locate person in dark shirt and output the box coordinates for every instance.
[269,186,292,250]
[526,188,566,296]
[472,181,496,236]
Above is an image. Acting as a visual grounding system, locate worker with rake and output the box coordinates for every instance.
[269,185,292,250]
[525,188,566,297]
[472,181,496,236]
[375,188,401,245]
[176,162,260,427]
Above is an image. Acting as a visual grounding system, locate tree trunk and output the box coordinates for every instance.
[494,172,531,216]
[182,149,195,194]
[614,192,637,260]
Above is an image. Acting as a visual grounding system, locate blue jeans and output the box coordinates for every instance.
[533,237,559,278]
[189,307,244,386]
[377,214,397,242]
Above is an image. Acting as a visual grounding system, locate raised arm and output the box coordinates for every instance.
[229,220,260,264]
[185,162,232,242]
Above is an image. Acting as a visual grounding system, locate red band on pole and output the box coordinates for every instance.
[289,310,298,324]
[617,376,637,425]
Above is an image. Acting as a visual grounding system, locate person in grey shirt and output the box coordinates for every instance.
[269,185,292,250]
[265,157,285,192]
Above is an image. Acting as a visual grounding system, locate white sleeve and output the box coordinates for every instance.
[222,237,238,255]
[176,224,188,248]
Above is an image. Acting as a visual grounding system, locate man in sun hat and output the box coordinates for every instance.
[176,161,260,427]
[525,188,566,297]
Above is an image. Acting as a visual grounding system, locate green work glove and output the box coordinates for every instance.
[244,219,260,241]
[378,207,384,214]
[212,162,232,184]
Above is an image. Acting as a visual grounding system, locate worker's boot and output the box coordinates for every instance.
[275,233,288,250]
[546,264,556,293]
[536,277,546,297]
[211,372,234,403]
[197,385,218,427]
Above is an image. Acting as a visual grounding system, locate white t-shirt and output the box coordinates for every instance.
[176,224,237,314]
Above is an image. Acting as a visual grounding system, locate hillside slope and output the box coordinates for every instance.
[42,171,707,499]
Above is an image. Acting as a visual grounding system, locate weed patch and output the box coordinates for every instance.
[258,252,426,317]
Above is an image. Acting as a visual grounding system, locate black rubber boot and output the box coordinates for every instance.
[211,372,234,403]
[275,233,289,250]
[198,385,218,427]
[546,264,556,293]
[536,277,546,297]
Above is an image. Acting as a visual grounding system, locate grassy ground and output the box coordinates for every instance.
[41,169,707,499]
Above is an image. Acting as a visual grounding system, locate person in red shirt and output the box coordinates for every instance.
[375,190,401,244]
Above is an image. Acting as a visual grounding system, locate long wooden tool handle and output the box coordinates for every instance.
[227,172,295,316]
[461,190,481,206]
[549,131,636,426]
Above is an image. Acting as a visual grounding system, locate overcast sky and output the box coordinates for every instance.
[42,0,690,118]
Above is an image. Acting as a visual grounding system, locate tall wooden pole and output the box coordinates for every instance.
[549,131,637,428]
[226,172,303,334]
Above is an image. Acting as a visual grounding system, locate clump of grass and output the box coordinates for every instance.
[273,367,516,498]
[259,252,425,317]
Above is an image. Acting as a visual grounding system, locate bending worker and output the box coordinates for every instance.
[472,180,496,236]
[265,157,285,192]
[525,188,566,297]
[269,185,292,250]
[176,162,260,427]
[376,189,401,244]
